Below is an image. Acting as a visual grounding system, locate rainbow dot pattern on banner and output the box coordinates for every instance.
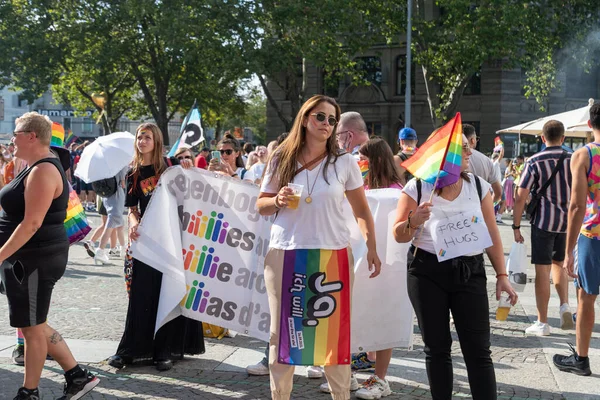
[278,248,351,366]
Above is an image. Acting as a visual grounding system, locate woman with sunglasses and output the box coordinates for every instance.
[174,147,195,163]
[392,135,518,400]
[208,134,246,179]
[257,95,381,400]
[107,123,205,372]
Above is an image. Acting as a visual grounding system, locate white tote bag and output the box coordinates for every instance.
[506,242,528,292]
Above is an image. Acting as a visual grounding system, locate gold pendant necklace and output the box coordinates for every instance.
[302,154,324,204]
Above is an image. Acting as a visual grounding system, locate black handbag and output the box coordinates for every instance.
[525,151,567,221]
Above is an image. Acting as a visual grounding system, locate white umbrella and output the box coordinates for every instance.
[74,131,135,183]
[496,98,594,139]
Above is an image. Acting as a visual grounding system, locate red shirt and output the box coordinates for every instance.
[195,154,207,169]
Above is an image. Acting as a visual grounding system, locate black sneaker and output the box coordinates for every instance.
[13,387,40,400]
[12,344,24,366]
[553,343,592,376]
[57,369,100,400]
[83,241,95,258]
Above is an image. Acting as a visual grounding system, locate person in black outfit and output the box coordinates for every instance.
[0,112,98,400]
[108,122,205,371]
[392,135,518,400]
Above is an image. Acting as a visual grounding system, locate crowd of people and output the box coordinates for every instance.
[1,99,599,400]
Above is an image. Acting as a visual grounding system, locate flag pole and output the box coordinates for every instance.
[411,116,460,256]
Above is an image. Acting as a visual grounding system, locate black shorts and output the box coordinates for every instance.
[530,225,566,265]
[0,242,68,327]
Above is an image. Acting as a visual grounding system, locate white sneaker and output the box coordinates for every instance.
[109,246,122,258]
[94,248,110,265]
[525,321,550,336]
[319,373,359,393]
[245,361,269,376]
[560,303,574,330]
[307,365,324,378]
[355,375,392,399]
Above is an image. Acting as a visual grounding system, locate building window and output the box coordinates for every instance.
[566,63,598,99]
[82,118,93,133]
[463,70,481,96]
[365,122,382,136]
[355,57,382,87]
[63,118,71,131]
[396,55,415,96]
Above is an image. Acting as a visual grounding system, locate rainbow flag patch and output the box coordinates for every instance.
[279,248,351,365]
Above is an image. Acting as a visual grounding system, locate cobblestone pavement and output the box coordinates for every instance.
[0,214,597,399]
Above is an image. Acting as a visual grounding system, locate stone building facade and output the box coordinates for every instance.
[265,47,597,158]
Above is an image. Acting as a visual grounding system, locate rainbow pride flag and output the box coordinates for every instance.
[51,122,65,147]
[358,159,369,179]
[64,187,91,245]
[401,113,463,189]
[278,248,351,366]
[65,129,78,147]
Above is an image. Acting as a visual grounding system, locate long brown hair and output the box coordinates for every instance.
[129,122,167,193]
[358,137,401,189]
[266,95,341,190]
[219,134,245,168]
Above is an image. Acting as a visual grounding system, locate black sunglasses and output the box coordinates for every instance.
[219,149,234,155]
[310,112,337,126]
[177,156,193,160]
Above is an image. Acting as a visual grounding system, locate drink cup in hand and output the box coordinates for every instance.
[496,294,511,321]
[286,183,303,210]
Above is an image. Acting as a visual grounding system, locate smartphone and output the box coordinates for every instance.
[211,150,221,161]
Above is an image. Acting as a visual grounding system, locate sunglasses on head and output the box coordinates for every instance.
[177,155,193,160]
[310,112,337,126]
[219,149,234,155]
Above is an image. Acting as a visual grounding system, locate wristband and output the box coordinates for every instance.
[511,224,520,230]
[407,211,420,230]
[273,195,282,209]
[496,273,508,278]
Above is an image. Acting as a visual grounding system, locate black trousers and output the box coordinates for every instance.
[407,247,497,400]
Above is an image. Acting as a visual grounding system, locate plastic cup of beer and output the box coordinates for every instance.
[495,295,511,321]
[286,183,303,210]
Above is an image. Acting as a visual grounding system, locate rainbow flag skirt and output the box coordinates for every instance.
[278,248,351,366]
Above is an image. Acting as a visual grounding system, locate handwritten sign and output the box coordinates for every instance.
[430,210,492,261]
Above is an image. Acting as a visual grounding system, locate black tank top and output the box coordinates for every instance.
[0,157,69,248]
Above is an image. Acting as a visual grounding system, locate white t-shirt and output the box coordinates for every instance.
[402,173,491,255]
[243,162,266,183]
[468,149,501,184]
[261,153,364,250]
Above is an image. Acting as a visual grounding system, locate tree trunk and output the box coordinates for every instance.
[214,119,222,143]
[440,75,471,122]
[421,65,439,128]
[258,74,292,131]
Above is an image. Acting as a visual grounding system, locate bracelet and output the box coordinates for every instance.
[407,211,420,230]
[496,273,509,278]
[511,224,520,230]
[273,195,282,209]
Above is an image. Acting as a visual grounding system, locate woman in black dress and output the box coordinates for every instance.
[108,123,205,371]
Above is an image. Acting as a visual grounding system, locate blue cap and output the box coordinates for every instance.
[399,127,417,140]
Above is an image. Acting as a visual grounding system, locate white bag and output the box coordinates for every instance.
[506,242,528,292]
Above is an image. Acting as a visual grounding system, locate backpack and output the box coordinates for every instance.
[416,175,483,205]
[91,176,118,197]
[398,152,414,182]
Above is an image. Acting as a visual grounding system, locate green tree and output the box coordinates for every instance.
[411,0,599,127]
[249,0,404,131]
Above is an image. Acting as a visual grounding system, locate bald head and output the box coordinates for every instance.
[337,112,369,151]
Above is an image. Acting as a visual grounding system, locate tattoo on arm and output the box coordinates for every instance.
[49,331,63,345]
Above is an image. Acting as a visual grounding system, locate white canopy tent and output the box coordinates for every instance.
[496,98,594,139]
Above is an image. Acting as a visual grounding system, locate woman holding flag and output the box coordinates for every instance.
[392,115,517,400]
[257,95,381,400]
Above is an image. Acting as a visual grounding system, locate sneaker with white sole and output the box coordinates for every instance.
[307,365,324,378]
[525,321,550,336]
[94,249,110,265]
[319,373,359,392]
[108,246,122,258]
[82,241,95,258]
[245,361,269,376]
[560,303,574,330]
[355,375,392,399]
[57,369,99,400]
